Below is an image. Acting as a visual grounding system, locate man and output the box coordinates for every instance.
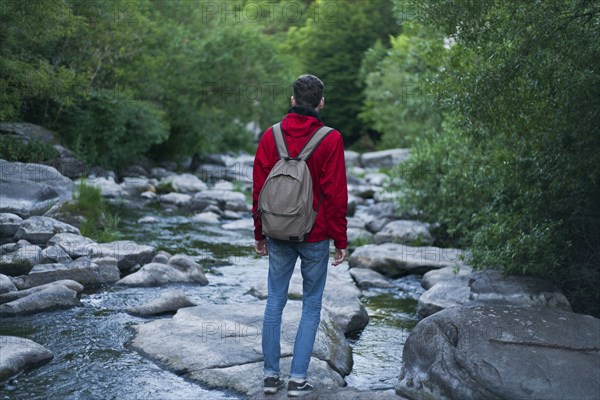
[252,74,348,396]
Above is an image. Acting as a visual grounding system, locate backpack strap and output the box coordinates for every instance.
[297,126,334,161]
[271,123,289,159]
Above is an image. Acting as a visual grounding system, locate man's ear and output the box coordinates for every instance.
[291,96,296,107]
[319,97,325,110]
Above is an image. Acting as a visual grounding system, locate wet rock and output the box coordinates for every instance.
[130,301,351,396]
[151,251,171,265]
[349,268,394,289]
[191,190,249,212]
[373,220,433,245]
[0,213,22,238]
[0,274,17,294]
[397,305,600,400]
[27,257,120,287]
[90,240,155,274]
[349,243,465,278]
[86,176,122,197]
[0,336,53,382]
[0,280,83,316]
[159,173,207,193]
[47,232,98,259]
[360,149,410,169]
[191,212,220,224]
[0,242,42,276]
[0,160,73,217]
[14,216,80,245]
[159,192,192,207]
[39,245,72,264]
[127,290,196,317]
[222,219,254,231]
[421,265,473,290]
[116,255,208,286]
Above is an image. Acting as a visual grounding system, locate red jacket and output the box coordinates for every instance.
[252,112,348,249]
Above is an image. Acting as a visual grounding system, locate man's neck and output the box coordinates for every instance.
[288,106,322,121]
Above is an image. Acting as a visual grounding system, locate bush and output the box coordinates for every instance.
[0,136,58,163]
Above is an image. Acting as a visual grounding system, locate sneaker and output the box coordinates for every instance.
[287,380,314,397]
[264,376,285,394]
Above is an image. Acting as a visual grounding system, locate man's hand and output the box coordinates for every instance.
[255,239,268,256]
[332,248,347,266]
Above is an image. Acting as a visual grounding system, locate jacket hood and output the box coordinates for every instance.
[281,108,324,138]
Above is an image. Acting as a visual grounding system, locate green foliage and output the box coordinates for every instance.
[397,0,600,315]
[0,136,57,163]
[65,180,121,242]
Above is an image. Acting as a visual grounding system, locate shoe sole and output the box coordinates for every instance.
[264,387,282,394]
[288,390,312,397]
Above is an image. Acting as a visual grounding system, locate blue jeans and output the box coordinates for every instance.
[262,238,329,380]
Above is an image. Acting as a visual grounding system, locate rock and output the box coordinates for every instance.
[0,122,55,142]
[374,220,433,245]
[248,264,368,334]
[121,164,149,178]
[0,279,83,303]
[212,180,234,191]
[85,176,122,197]
[300,388,401,400]
[120,177,151,196]
[0,213,22,238]
[347,194,363,217]
[138,216,159,224]
[39,245,72,264]
[365,217,396,235]
[27,257,120,287]
[127,290,196,317]
[14,216,80,245]
[222,219,254,231]
[159,192,192,207]
[160,174,207,193]
[0,242,42,276]
[349,243,465,278]
[344,150,360,169]
[349,185,381,199]
[116,259,208,287]
[191,212,220,224]
[150,167,172,179]
[140,191,157,200]
[90,240,155,274]
[397,305,600,400]
[222,210,241,220]
[364,172,389,186]
[360,149,410,169]
[41,201,85,228]
[151,251,171,265]
[347,228,374,246]
[45,145,87,179]
[47,232,98,258]
[0,336,53,382]
[0,274,17,294]
[191,190,248,212]
[421,265,473,290]
[130,301,351,396]
[417,275,471,318]
[0,160,73,217]
[0,280,82,316]
[349,268,394,289]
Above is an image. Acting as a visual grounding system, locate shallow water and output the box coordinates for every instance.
[1,203,422,399]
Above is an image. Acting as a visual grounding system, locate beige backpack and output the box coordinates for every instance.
[257,123,333,241]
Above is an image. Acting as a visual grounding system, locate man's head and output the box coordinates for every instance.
[292,74,324,110]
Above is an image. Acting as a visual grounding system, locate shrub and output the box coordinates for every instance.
[0,136,58,163]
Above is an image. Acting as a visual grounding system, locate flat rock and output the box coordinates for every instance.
[47,232,98,258]
[247,264,368,334]
[0,336,53,382]
[191,190,248,212]
[0,281,82,316]
[0,242,42,276]
[360,149,410,169]
[421,265,473,290]
[39,245,72,264]
[14,216,80,245]
[417,275,471,318]
[160,173,207,193]
[127,290,196,317]
[159,192,192,207]
[0,274,17,294]
[116,259,208,287]
[28,257,120,287]
[191,212,220,224]
[397,305,600,400]
[349,268,394,289]
[349,243,465,278]
[85,176,122,197]
[0,213,22,238]
[130,301,352,390]
[374,220,433,245]
[0,160,73,217]
[90,240,155,274]
[222,219,254,231]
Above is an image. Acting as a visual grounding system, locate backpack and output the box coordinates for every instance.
[257,122,333,242]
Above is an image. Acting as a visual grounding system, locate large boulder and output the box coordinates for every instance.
[116,254,208,287]
[0,213,22,238]
[0,274,17,294]
[360,149,410,169]
[90,240,155,274]
[397,305,600,400]
[373,220,433,245]
[14,216,80,245]
[0,336,53,382]
[421,265,473,290]
[349,268,394,289]
[191,190,249,212]
[417,275,471,318]
[130,301,352,397]
[0,280,83,316]
[127,290,196,317]
[39,245,72,264]
[0,160,73,217]
[159,174,207,193]
[349,243,466,278]
[158,193,192,207]
[27,257,120,287]
[0,241,42,276]
[85,176,122,198]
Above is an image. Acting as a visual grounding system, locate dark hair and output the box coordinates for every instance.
[292,74,324,108]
